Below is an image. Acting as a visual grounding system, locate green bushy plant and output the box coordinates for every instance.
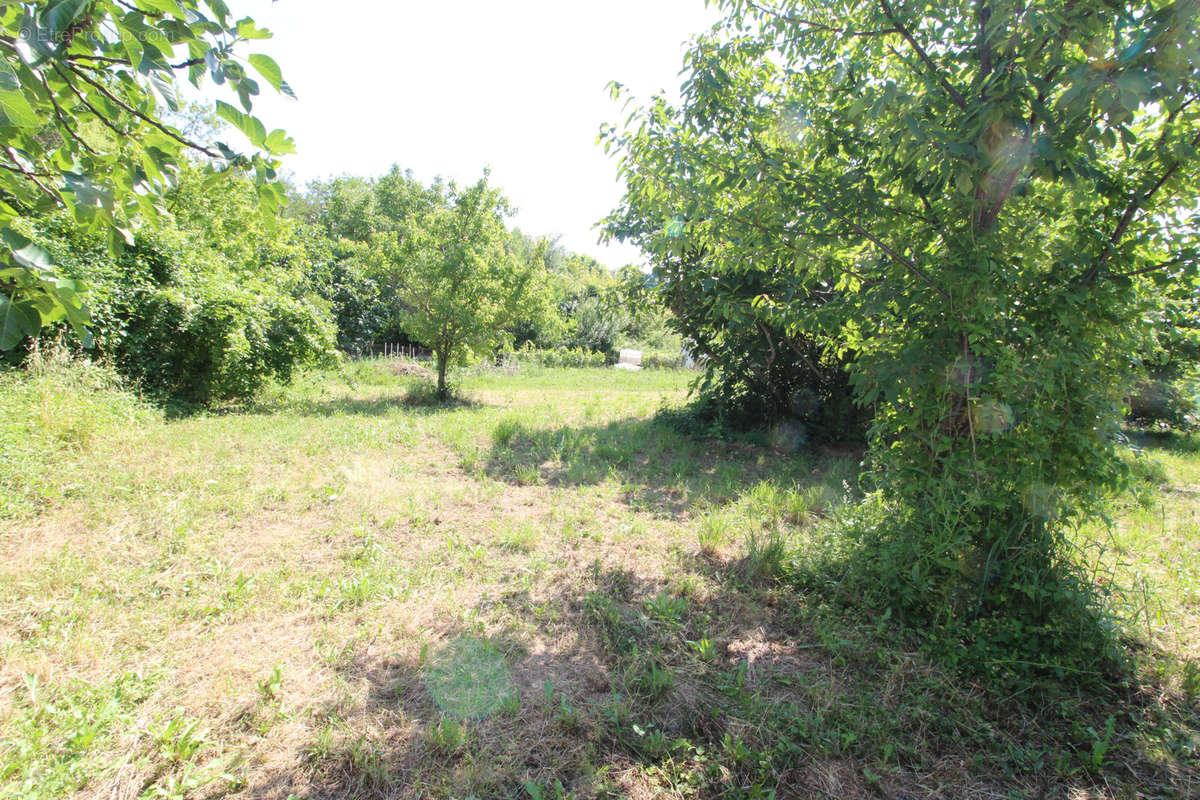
[504,343,607,368]
[24,174,338,408]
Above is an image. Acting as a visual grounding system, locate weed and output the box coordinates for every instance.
[492,416,525,447]
[688,637,717,662]
[497,521,538,553]
[426,717,470,754]
[257,663,284,703]
[342,734,390,790]
[514,462,541,486]
[644,590,688,625]
[336,573,379,609]
[742,530,789,583]
[632,662,674,700]
[697,510,733,554]
[524,779,571,800]
[152,712,207,763]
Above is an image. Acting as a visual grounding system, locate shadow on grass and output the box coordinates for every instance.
[481,415,859,516]
[250,385,483,418]
[254,550,1199,800]
[1125,427,1200,455]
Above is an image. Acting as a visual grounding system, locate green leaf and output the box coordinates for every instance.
[137,0,187,17]
[0,61,38,129]
[264,129,295,155]
[236,17,272,39]
[1,229,53,272]
[42,0,90,37]
[247,53,285,93]
[0,293,41,350]
[215,99,267,148]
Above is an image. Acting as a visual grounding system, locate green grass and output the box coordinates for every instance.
[0,356,1197,798]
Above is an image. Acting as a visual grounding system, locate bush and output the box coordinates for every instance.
[119,274,337,407]
[25,210,337,408]
[565,295,628,354]
[502,343,607,368]
[1127,376,1198,430]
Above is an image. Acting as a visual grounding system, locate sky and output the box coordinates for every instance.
[218,0,722,268]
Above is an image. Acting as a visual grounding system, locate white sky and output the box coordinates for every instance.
[219,0,721,268]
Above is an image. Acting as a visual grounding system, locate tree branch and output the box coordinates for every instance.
[1109,255,1197,280]
[2,149,58,199]
[878,0,968,110]
[39,72,98,156]
[65,63,220,158]
[1083,130,1200,284]
[65,53,208,70]
[977,0,992,96]
[52,63,132,142]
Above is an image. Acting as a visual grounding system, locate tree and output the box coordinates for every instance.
[0,0,294,350]
[605,0,1200,672]
[391,172,548,400]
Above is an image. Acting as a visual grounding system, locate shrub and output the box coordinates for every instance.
[26,212,337,408]
[1128,376,1198,430]
[118,275,336,407]
[503,343,607,368]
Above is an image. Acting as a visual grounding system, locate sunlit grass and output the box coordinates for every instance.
[0,357,1196,798]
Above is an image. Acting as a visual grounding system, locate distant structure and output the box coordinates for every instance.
[615,348,643,371]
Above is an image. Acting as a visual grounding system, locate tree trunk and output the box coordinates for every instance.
[436,352,448,402]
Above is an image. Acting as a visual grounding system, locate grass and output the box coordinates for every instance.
[0,355,1197,798]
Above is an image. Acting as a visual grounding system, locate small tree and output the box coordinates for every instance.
[392,173,547,401]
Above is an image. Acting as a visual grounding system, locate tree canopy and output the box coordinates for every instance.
[605,0,1200,673]
[0,0,293,350]
[388,172,550,400]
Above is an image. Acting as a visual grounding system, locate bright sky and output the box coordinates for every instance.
[222,0,721,268]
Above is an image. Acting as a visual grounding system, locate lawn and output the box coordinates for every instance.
[1,358,1197,799]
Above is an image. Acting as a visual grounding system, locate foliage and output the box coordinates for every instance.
[604,0,1200,675]
[503,342,607,369]
[386,172,551,400]
[1129,286,1200,429]
[624,246,868,438]
[0,0,293,350]
[564,293,627,354]
[25,166,337,407]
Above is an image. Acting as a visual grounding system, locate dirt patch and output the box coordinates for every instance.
[384,359,432,379]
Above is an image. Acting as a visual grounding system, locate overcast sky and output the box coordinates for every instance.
[218,1,721,268]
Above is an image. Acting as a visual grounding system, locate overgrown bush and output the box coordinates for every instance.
[646,252,868,441]
[117,272,337,406]
[25,197,337,408]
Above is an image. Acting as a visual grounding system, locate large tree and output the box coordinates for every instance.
[0,0,293,350]
[606,0,1200,671]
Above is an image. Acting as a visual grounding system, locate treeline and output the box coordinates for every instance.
[12,160,675,408]
[285,166,676,362]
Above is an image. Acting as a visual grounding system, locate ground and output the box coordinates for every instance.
[1,358,1197,799]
